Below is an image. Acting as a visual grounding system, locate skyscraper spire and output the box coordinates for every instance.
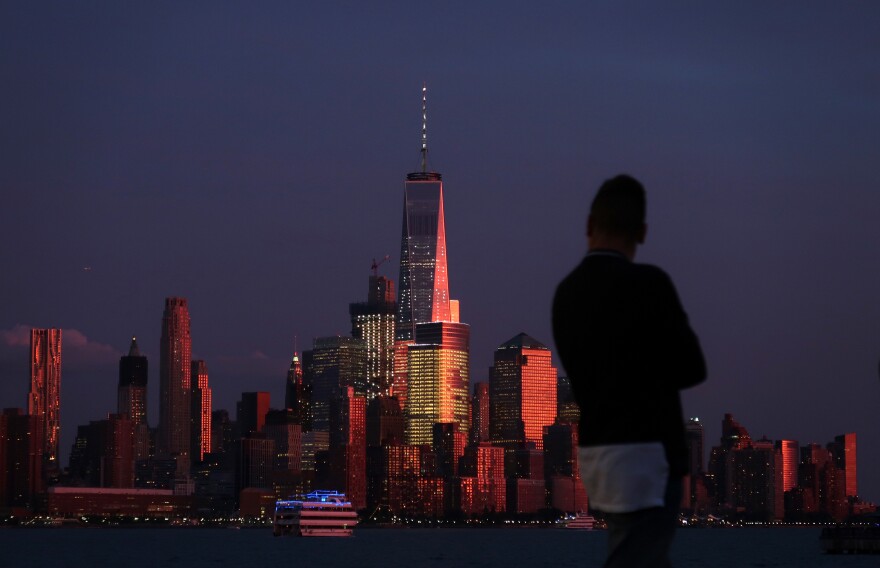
[128,336,141,357]
[420,82,428,173]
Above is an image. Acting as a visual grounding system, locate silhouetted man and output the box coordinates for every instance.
[552,175,706,568]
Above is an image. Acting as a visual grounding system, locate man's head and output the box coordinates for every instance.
[587,174,647,258]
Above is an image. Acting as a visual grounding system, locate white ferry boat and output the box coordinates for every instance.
[565,511,596,530]
[273,490,358,537]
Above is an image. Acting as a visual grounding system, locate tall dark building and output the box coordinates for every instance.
[489,333,557,450]
[118,337,148,425]
[303,337,368,432]
[829,433,857,498]
[237,392,270,437]
[28,328,62,468]
[284,351,311,431]
[366,395,404,447]
[158,297,192,462]
[350,272,396,397]
[470,382,490,444]
[68,414,135,488]
[1,409,43,508]
[685,417,704,476]
[191,360,211,462]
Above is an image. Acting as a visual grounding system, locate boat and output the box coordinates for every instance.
[565,512,597,530]
[273,490,358,537]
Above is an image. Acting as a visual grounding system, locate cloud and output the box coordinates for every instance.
[0,324,120,371]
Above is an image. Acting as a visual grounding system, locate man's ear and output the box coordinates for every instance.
[587,215,594,238]
[637,223,647,244]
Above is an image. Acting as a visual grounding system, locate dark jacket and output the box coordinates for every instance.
[552,250,706,476]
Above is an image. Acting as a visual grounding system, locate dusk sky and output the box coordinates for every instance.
[2,3,879,499]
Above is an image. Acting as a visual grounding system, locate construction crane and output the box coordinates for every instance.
[371,255,390,277]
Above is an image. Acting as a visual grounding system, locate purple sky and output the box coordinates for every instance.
[2,3,879,500]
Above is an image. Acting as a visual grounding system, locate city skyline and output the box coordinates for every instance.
[1,3,879,502]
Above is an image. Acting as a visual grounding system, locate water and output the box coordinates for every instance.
[0,527,874,568]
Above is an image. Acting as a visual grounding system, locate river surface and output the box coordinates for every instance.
[0,526,874,567]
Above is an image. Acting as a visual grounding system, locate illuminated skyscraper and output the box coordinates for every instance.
[28,328,62,466]
[350,271,396,397]
[393,84,453,406]
[158,297,192,461]
[303,337,368,432]
[118,337,147,425]
[489,333,557,450]
[404,322,470,445]
[191,360,211,462]
[285,351,311,431]
[775,439,799,493]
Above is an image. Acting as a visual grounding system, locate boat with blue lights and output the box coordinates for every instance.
[273,490,358,537]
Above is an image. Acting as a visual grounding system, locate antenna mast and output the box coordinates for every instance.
[420,82,428,173]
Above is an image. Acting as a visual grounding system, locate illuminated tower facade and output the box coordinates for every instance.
[489,333,557,450]
[350,271,396,397]
[191,360,211,462]
[405,321,470,445]
[393,84,453,407]
[775,439,799,493]
[28,328,62,466]
[285,351,311,431]
[118,337,148,425]
[158,297,192,461]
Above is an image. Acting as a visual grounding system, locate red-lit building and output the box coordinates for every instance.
[457,443,506,515]
[190,360,211,462]
[158,298,192,464]
[328,387,366,510]
[829,433,857,498]
[28,328,62,469]
[489,333,557,450]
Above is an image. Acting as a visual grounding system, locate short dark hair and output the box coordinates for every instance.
[590,174,646,238]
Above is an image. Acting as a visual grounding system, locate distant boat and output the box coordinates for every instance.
[273,490,358,537]
[565,512,596,530]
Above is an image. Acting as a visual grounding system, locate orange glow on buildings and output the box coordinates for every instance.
[191,360,211,462]
[489,333,557,450]
[158,297,192,462]
[405,322,470,445]
[28,328,61,466]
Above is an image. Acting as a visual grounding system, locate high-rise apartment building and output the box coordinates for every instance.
[191,360,211,462]
[350,273,396,397]
[28,328,62,466]
[489,333,557,450]
[405,322,470,445]
[158,297,192,461]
